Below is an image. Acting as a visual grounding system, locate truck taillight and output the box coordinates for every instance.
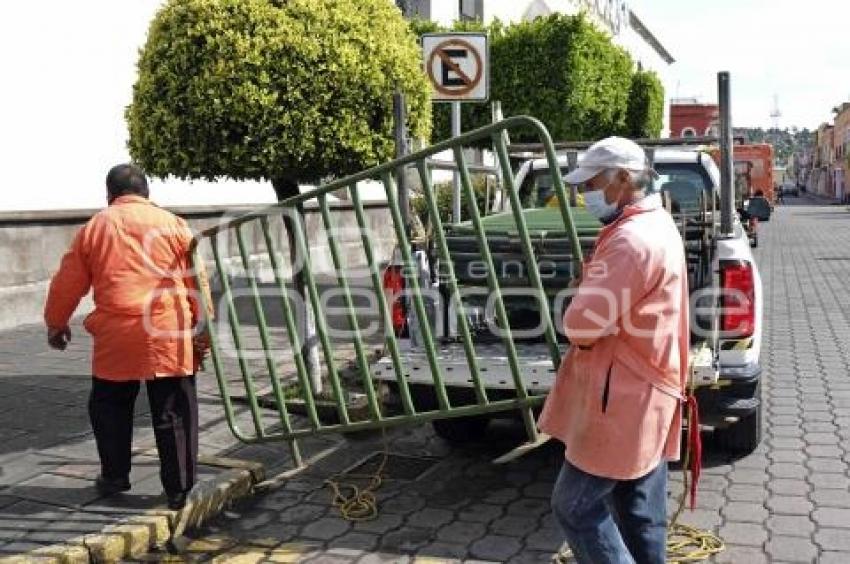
[382,265,406,336]
[720,260,755,337]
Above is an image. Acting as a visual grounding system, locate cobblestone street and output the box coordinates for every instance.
[125,197,850,563]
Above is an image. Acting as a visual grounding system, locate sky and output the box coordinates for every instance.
[636,0,850,130]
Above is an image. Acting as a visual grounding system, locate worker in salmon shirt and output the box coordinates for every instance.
[44,164,212,510]
[539,137,689,564]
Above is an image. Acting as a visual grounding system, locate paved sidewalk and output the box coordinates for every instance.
[0,319,339,561]
[798,191,843,206]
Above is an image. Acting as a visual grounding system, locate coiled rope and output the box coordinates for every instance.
[324,431,389,522]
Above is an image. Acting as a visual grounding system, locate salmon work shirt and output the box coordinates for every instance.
[44,195,211,381]
[538,193,689,480]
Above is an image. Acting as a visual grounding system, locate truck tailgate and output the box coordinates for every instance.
[371,341,558,395]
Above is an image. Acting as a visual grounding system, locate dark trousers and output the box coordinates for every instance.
[88,375,198,496]
[552,460,668,564]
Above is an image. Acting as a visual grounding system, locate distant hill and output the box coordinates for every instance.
[733,127,815,166]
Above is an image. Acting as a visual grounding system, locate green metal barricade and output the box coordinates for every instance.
[190,116,584,464]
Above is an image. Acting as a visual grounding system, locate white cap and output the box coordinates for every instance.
[563,136,659,184]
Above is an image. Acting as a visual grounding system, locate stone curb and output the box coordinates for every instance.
[0,456,265,564]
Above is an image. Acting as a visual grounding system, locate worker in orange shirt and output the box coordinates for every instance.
[44,164,211,510]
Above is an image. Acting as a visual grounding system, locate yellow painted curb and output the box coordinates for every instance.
[0,458,264,564]
[186,540,318,564]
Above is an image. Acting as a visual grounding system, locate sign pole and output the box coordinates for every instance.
[451,100,462,223]
[393,92,410,236]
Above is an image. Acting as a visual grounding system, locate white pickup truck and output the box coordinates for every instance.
[373,143,765,454]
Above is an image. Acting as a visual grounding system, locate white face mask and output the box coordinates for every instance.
[583,180,619,222]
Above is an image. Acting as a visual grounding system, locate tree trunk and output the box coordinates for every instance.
[272,178,322,396]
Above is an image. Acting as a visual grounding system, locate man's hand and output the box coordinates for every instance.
[192,331,211,371]
[47,326,72,351]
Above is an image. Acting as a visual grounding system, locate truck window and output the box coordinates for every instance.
[519,163,718,212]
[519,167,570,208]
[655,163,716,213]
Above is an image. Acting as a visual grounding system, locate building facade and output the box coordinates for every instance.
[810,124,835,197]
[832,103,850,202]
[669,100,719,138]
[401,0,676,136]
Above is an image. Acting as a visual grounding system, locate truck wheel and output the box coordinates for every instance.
[432,415,491,443]
[716,403,762,455]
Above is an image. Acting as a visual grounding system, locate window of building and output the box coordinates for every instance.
[459,0,483,21]
[397,0,428,18]
[681,127,697,138]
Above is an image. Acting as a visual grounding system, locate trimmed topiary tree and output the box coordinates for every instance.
[625,69,664,138]
[127,0,431,391]
[499,14,633,142]
[127,0,431,200]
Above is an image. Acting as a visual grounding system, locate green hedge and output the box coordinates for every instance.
[625,70,664,138]
[411,14,659,143]
[127,0,431,191]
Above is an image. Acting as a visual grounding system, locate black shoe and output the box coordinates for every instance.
[167,491,189,510]
[95,475,131,496]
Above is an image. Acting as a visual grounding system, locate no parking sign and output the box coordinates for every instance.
[422,33,489,102]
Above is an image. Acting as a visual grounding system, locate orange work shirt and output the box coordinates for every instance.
[538,193,689,480]
[44,195,211,381]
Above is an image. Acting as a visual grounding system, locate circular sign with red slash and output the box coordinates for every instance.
[425,37,484,99]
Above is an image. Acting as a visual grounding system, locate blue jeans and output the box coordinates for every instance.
[551,460,667,564]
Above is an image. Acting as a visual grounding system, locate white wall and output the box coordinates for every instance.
[611,21,675,137]
[0,1,276,212]
[428,0,460,26]
[483,0,542,22]
[482,0,591,27]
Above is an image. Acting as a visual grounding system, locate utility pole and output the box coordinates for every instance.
[770,94,782,132]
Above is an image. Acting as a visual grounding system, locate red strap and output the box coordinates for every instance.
[685,394,702,510]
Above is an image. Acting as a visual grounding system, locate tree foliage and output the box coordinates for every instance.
[411,14,638,144]
[625,69,664,138]
[127,0,431,190]
[735,127,814,166]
